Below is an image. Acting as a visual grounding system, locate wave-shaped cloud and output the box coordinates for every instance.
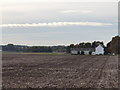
[0,22,112,27]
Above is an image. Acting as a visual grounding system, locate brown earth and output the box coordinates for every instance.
[2,54,119,88]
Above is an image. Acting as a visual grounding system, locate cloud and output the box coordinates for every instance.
[60,10,93,14]
[0,22,112,28]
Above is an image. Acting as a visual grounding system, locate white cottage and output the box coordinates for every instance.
[95,44,104,55]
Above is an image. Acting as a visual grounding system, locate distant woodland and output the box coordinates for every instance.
[2,44,66,53]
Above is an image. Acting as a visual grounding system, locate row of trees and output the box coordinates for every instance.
[67,36,120,55]
[2,44,53,52]
[66,41,104,53]
[69,41,104,48]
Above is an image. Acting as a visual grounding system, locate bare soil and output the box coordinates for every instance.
[2,54,119,88]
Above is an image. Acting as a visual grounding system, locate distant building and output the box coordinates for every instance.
[95,44,104,55]
[71,49,78,55]
[71,48,95,55]
[71,44,104,55]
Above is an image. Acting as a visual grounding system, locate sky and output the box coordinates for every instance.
[0,0,118,46]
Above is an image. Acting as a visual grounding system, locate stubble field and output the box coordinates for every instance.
[2,54,119,89]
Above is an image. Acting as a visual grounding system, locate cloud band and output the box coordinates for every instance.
[0,22,112,27]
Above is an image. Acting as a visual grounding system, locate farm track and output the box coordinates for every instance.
[2,54,118,88]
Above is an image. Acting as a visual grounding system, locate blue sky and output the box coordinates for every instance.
[1,1,118,46]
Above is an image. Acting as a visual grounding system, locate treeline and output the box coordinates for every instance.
[2,44,66,53]
[2,36,120,54]
[66,41,104,53]
[2,44,28,52]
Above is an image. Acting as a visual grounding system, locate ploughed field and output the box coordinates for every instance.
[2,54,118,88]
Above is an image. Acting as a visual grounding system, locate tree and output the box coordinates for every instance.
[66,46,71,53]
[89,51,92,55]
[81,51,85,55]
[106,36,120,54]
[79,43,85,48]
[70,44,74,48]
[85,42,91,48]
[74,44,80,48]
